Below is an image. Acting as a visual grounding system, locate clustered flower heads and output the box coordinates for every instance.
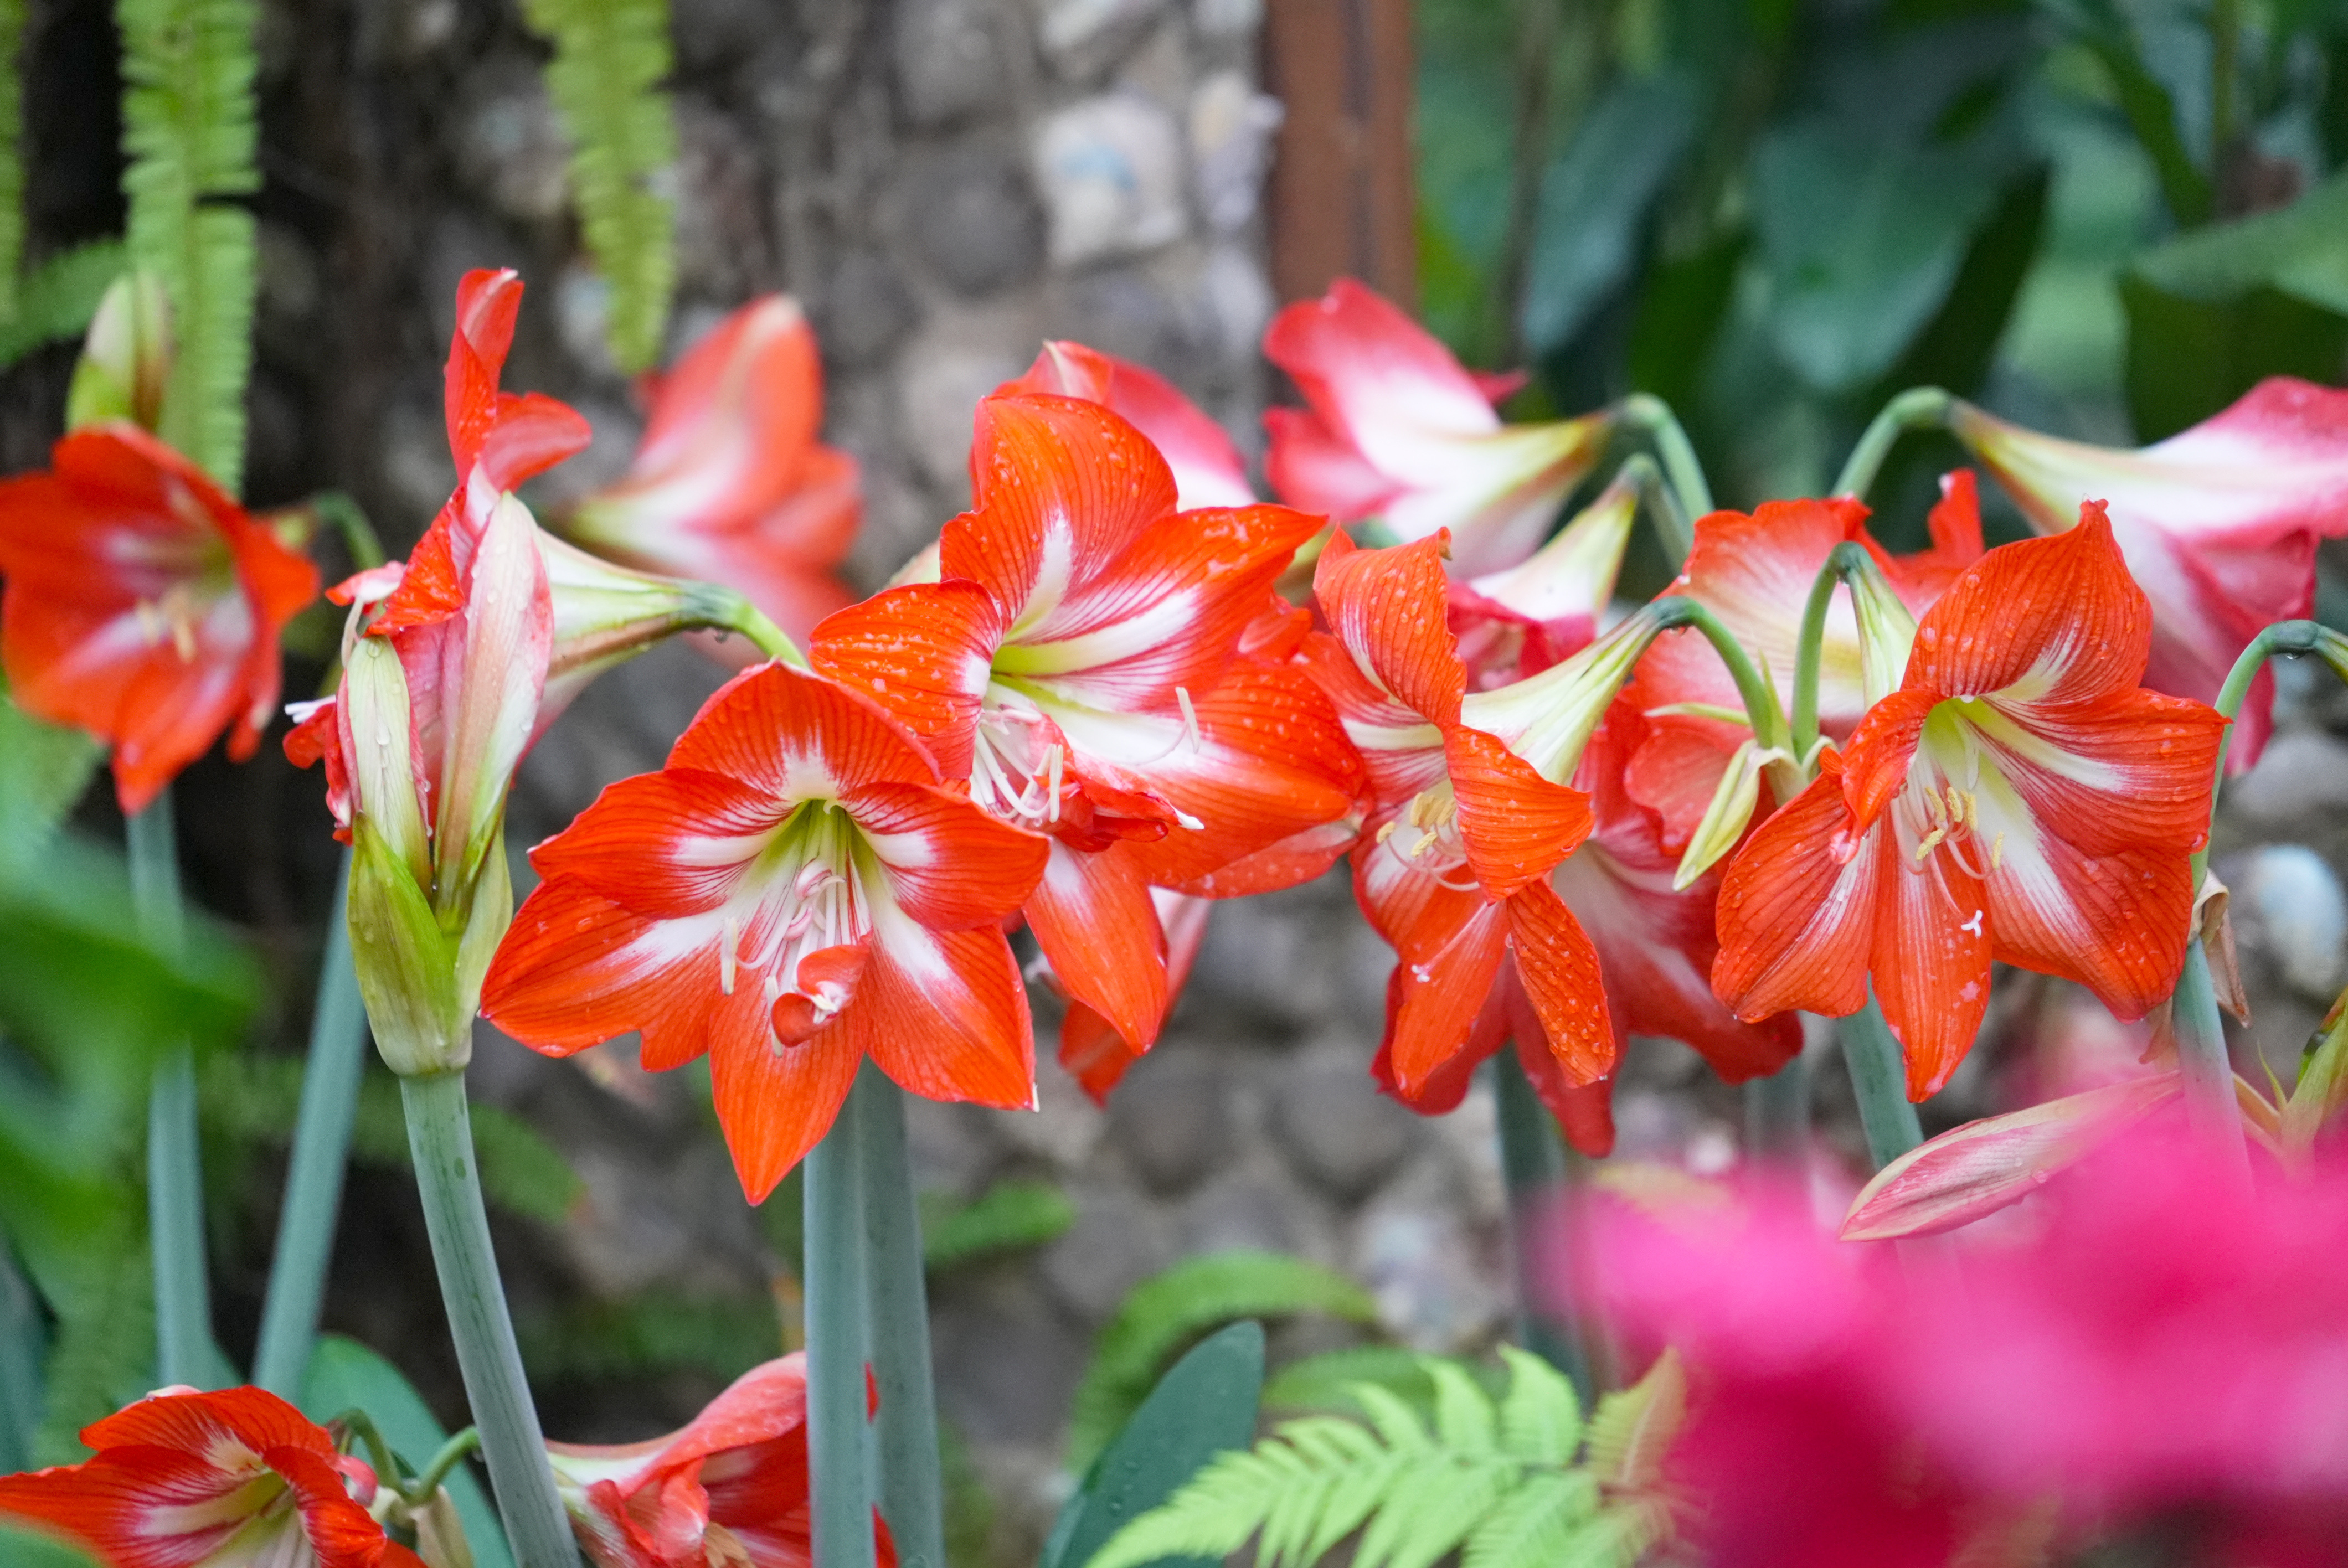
[6,255,2348,1568]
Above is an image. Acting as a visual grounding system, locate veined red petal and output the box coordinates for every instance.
[1505,876,1614,1085]
[1355,843,1510,1095]
[1902,509,2150,707]
[1003,341,1257,510]
[483,877,733,1067]
[1023,842,1168,1064]
[1872,807,1992,1100]
[810,581,1002,780]
[668,662,941,799]
[709,997,869,1201]
[1712,761,1886,1025]
[844,778,1049,928]
[852,905,1034,1112]
[1444,724,1594,898]
[1311,530,1467,726]
[1263,278,1503,447]
[1294,629,1449,822]
[527,767,792,912]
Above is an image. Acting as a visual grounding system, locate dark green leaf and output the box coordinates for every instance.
[1043,1322,1265,1568]
[1753,121,2006,393]
[301,1335,515,1568]
[2120,276,2348,439]
[1870,164,2051,403]
[1519,73,1701,357]
[1626,230,1746,412]
[2128,171,2348,313]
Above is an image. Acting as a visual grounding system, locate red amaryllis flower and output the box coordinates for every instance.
[1263,278,1609,574]
[1000,339,1257,509]
[1712,512,2228,1099]
[483,660,1048,1198]
[1950,378,2348,772]
[0,1386,424,1568]
[0,423,318,812]
[562,296,860,644]
[547,1355,893,1568]
[806,394,1361,1084]
[1621,477,1983,861]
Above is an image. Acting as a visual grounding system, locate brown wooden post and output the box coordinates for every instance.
[1263,0,1418,307]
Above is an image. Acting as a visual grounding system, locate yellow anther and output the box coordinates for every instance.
[1990,832,2005,872]
[1914,826,1948,862]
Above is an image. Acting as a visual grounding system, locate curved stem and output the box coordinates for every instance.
[804,1082,875,1568]
[1788,549,1849,765]
[130,790,216,1389]
[400,1071,579,1568]
[1658,599,1789,752]
[1618,393,1714,522]
[2195,620,2325,884]
[410,1427,486,1503]
[255,849,372,1397]
[712,591,807,669]
[1832,386,1953,502]
[1837,994,1923,1170]
[1615,453,1691,569]
[2172,938,2250,1180]
[854,1070,945,1568]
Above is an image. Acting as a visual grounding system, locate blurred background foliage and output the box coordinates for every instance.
[1417,0,2348,579]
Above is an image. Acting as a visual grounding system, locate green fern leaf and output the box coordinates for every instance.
[1349,1381,1434,1454]
[1081,1442,1298,1568]
[28,1203,151,1463]
[1557,1502,1671,1568]
[520,0,677,373]
[1067,1251,1378,1470]
[0,241,129,368]
[1463,1469,1600,1568]
[1351,1452,1514,1568]
[1495,1344,1582,1466]
[1427,1359,1498,1454]
[116,0,261,489]
[1586,1350,1686,1492]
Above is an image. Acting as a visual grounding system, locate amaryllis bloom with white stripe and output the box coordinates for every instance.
[285,269,589,1076]
[808,393,1361,1080]
[1949,379,2348,772]
[483,661,1048,1198]
[1712,513,2228,1100]
[0,1386,422,1568]
[0,422,318,812]
[561,296,860,644]
[1000,339,1257,510]
[1263,278,1610,575]
[1305,530,1791,1144]
[548,1355,893,1568]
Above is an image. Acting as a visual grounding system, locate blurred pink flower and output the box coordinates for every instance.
[1575,1128,2348,1565]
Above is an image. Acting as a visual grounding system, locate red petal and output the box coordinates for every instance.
[1263,405,1400,521]
[1903,508,2150,706]
[1513,1037,1617,1158]
[845,778,1049,929]
[668,662,941,796]
[1504,878,1615,1085]
[1311,530,1467,726]
[1444,724,1594,898]
[1871,812,1991,1100]
[1023,842,1167,1065]
[527,768,791,912]
[709,1001,868,1201]
[483,876,739,1070]
[1711,761,1886,1025]
[1005,341,1257,510]
[809,581,1002,780]
[1263,278,1501,448]
[853,912,1034,1112]
[1355,844,1510,1095]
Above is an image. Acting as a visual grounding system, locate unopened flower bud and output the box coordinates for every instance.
[66,271,173,432]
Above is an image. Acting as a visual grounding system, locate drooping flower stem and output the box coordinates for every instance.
[853,1066,946,1568]
[254,849,371,1397]
[1618,393,1715,525]
[1836,995,1923,1170]
[128,788,215,1388]
[804,1081,877,1568]
[1661,598,1803,804]
[2200,620,2326,880]
[1613,452,1692,567]
[2171,938,2250,1178]
[399,1070,580,1568]
[1830,386,1953,502]
[1491,1050,1594,1396]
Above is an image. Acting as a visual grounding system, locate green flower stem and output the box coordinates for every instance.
[1491,1050,1594,1397]
[1831,386,1953,502]
[2196,620,2325,884]
[1742,1050,1812,1162]
[804,1084,876,1568]
[399,1071,580,1568]
[1658,597,1803,804]
[410,1427,486,1503]
[1614,452,1691,568]
[1789,547,1850,766]
[853,1066,946,1568]
[0,1247,41,1472]
[2171,937,2250,1177]
[129,789,215,1388]
[714,591,807,669]
[254,849,371,1397]
[1618,393,1714,523]
[1836,995,1923,1170]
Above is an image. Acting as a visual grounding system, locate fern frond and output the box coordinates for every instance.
[1495,1344,1582,1466]
[1350,1450,1513,1568]
[520,0,677,373]
[1558,1501,1671,1568]
[1427,1359,1498,1454]
[116,0,261,489]
[1586,1350,1686,1492]
[0,0,25,322]
[1082,1440,1299,1568]
[29,1204,151,1463]
[0,241,129,368]
[1463,1470,1600,1568]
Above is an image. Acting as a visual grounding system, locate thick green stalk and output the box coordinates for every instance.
[0,1247,40,1472]
[804,1090,875,1568]
[400,1071,579,1568]
[129,790,214,1387]
[1831,386,1953,502]
[1743,1051,1811,1162]
[853,1067,945,1568]
[254,849,370,1396]
[2171,938,2249,1175]
[1836,995,1923,1170]
[1618,393,1714,522]
[1491,1050,1593,1396]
